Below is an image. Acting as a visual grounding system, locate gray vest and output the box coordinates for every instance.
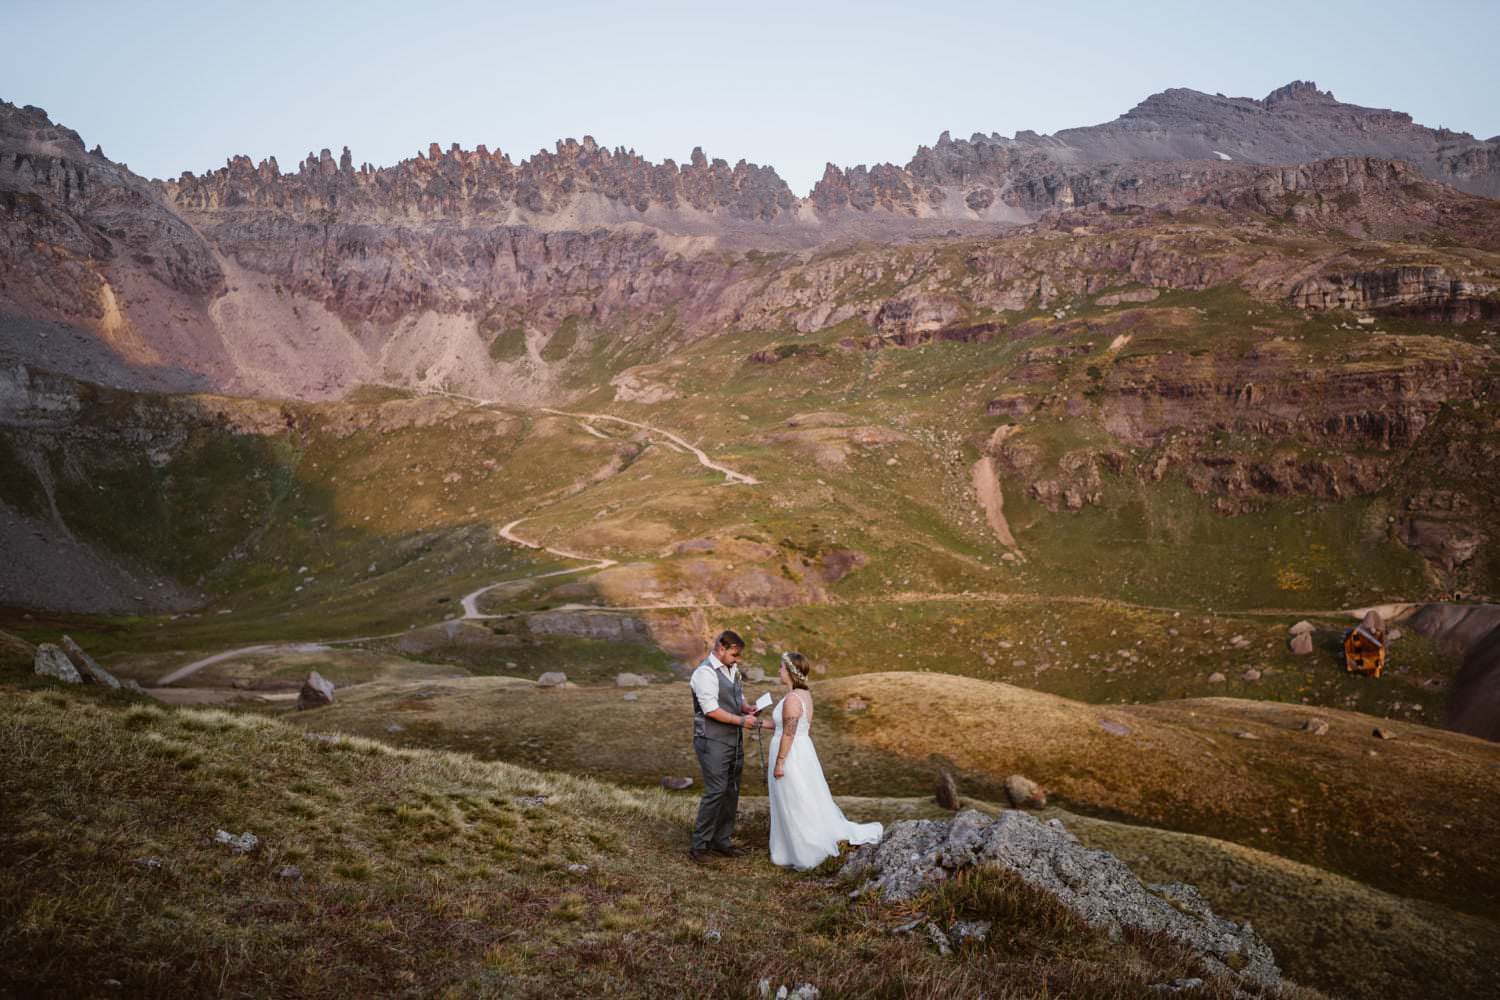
[692,659,744,745]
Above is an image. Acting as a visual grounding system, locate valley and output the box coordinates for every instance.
[4,78,1500,998]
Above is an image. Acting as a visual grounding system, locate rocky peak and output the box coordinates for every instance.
[162,134,798,224]
[1262,79,1338,107]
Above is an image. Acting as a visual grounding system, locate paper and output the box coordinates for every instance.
[755,692,773,711]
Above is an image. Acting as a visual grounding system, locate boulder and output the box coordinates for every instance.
[661,776,693,790]
[1003,774,1046,809]
[1241,668,1262,682]
[34,644,82,684]
[615,672,649,687]
[1303,718,1330,736]
[1289,632,1314,655]
[1207,672,1227,684]
[61,635,121,688]
[1288,620,1315,636]
[744,666,767,683]
[935,769,961,811]
[296,671,335,710]
[622,692,640,702]
[536,671,567,688]
[1098,719,1132,736]
[213,829,259,854]
[841,810,1280,988]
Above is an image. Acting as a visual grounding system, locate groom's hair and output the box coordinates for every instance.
[714,629,745,651]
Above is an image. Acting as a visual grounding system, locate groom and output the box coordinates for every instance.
[688,629,770,863]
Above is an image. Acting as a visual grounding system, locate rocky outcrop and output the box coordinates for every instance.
[162,137,799,224]
[1290,266,1499,320]
[33,643,81,683]
[842,810,1280,988]
[296,671,335,710]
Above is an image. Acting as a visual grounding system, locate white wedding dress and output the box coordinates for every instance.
[767,691,883,870]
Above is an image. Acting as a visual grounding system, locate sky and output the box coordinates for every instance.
[4,0,1498,195]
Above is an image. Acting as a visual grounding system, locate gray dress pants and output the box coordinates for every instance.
[692,735,744,850]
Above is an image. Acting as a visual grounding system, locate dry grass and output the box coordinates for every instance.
[0,682,1327,999]
[273,671,1500,921]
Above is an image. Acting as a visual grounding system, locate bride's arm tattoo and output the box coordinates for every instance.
[776,713,801,766]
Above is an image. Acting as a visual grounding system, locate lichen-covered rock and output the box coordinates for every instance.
[34,644,82,684]
[842,810,1280,988]
[1289,632,1315,655]
[536,671,568,688]
[296,671,335,710]
[61,635,121,689]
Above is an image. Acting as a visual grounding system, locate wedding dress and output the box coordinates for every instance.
[767,691,883,870]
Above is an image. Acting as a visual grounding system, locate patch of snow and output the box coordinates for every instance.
[1212,151,1232,161]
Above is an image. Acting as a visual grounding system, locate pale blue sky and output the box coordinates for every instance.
[4,0,1498,194]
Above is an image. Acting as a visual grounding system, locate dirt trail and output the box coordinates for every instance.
[539,408,758,485]
[458,518,618,619]
[156,397,756,685]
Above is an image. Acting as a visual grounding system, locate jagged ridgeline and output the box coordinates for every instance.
[3,79,1500,999]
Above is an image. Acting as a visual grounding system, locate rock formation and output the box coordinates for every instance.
[842,810,1280,987]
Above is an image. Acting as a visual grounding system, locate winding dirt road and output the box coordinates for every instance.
[154,403,754,686]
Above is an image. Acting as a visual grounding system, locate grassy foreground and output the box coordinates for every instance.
[0,679,1321,1000]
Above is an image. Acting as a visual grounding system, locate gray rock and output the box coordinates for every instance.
[1207,672,1227,684]
[744,666,766,683]
[133,857,163,871]
[515,795,549,807]
[622,692,640,702]
[925,921,952,955]
[296,671,335,710]
[949,919,991,947]
[34,644,81,683]
[61,635,121,688]
[1003,774,1047,809]
[567,863,590,875]
[1149,978,1206,994]
[277,865,302,880]
[536,671,567,688]
[1290,632,1314,655]
[661,776,693,790]
[1303,718,1330,736]
[1241,668,1262,682]
[841,810,1280,988]
[1098,719,1132,736]
[385,723,405,733]
[615,672,649,687]
[935,769,961,810]
[844,696,869,712]
[1288,620,1315,636]
[213,829,259,854]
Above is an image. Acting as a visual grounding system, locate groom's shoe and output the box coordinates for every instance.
[710,844,749,858]
[686,847,714,865]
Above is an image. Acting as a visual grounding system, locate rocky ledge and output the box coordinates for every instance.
[841,809,1281,990]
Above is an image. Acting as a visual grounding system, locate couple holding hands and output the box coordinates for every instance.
[687,630,882,870]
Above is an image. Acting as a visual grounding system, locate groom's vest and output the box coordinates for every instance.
[691,659,744,745]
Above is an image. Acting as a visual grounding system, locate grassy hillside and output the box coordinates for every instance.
[0,679,1329,1000]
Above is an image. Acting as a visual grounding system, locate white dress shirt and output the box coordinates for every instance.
[690,652,739,716]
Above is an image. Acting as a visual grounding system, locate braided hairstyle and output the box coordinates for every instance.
[781,651,811,690]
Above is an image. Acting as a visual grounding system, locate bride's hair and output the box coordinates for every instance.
[781,651,811,690]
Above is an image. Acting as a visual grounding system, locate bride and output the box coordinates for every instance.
[766,651,883,870]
